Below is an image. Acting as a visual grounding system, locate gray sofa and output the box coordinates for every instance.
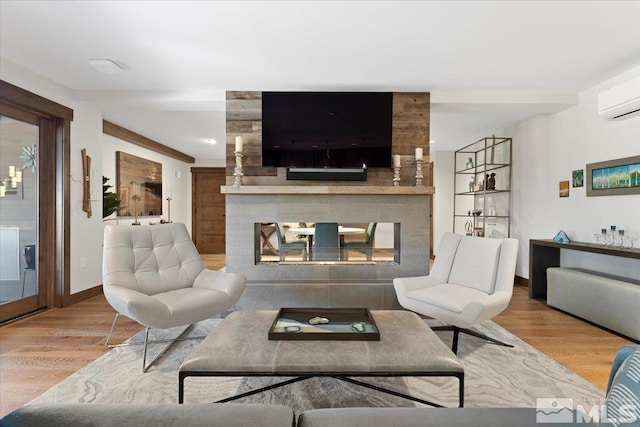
[3,346,638,427]
[0,403,294,427]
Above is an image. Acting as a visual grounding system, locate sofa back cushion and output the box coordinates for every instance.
[103,223,205,296]
[448,236,502,294]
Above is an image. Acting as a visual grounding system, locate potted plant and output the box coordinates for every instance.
[103,176,121,219]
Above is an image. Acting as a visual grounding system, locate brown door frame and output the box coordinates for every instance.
[0,80,73,321]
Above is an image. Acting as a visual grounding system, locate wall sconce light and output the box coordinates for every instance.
[0,165,23,198]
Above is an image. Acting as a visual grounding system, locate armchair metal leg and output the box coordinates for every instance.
[432,325,513,355]
[104,313,203,372]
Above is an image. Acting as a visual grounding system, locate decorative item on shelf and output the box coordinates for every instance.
[165,197,173,223]
[467,209,482,217]
[469,176,475,192]
[474,227,484,237]
[488,135,496,164]
[608,225,617,246]
[414,147,423,186]
[552,230,571,243]
[466,157,474,169]
[486,173,496,190]
[392,154,401,186]
[464,220,473,236]
[487,205,497,217]
[131,193,141,225]
[81,149,92,218]
[594,228,608,245]
[233,136,244,187]
[595,226,635,248]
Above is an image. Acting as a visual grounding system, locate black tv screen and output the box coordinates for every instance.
[262,92,392,168]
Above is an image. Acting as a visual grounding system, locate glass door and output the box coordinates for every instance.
[0,114,43,320]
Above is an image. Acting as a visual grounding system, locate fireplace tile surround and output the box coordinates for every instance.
[222,186,433,285]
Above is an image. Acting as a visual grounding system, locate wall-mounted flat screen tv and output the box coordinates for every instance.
[262,92,392,168]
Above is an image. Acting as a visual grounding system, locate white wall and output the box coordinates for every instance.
[433,150,454,254]
[1,58,194,295]
[506,66,640,280]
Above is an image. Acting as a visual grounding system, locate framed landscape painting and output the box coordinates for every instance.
[586,155,640,197]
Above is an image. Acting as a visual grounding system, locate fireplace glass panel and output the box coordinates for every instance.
[255,222,399,265]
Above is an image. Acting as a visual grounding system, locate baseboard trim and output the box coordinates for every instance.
[68,285,103,306]
[515,275,528,288]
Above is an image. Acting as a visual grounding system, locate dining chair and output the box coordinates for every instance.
[313,223,340,261]
[343,222,377,261]
[275,223,307,261]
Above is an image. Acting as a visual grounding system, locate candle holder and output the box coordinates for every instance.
[415,159,424,186]
[234,150,244,187]
[393,166,401,186]
[131,194,141,225]
[165,197,173,223]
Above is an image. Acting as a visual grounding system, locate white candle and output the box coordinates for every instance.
[393,154,401,167]
[0,184,5,197]
[9,166,15,177]
[415,147,423,160]
[15,170,22,183]
[235,136,243,152]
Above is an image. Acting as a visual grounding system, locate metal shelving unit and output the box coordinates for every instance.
[453,136,512,238]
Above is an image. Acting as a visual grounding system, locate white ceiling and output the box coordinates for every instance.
[1,1,639,158]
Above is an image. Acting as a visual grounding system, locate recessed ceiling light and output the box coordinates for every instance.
[88,59,127,74]
[205,138,217,145]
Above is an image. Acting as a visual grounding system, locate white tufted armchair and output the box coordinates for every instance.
[394,232,518,354]
[102,223,246,371]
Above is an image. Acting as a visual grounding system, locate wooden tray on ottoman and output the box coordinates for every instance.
[268,307,380,341]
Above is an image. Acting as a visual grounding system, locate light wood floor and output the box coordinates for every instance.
[0,253,634,417]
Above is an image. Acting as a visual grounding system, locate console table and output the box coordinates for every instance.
[529,239,640,299]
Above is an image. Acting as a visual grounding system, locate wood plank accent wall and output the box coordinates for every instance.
[225,91,431,186]
[225,91,276,177]
[392,92,431,185]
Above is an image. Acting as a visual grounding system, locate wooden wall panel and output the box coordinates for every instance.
[225,91,276,177]
[225,91,430,186]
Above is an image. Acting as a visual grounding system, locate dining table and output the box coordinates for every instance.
[286,225,365,261]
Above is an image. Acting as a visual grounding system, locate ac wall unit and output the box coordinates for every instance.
[598,76,640,120]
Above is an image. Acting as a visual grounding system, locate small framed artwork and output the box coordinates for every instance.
[586,155,640,197]
[572,169,584,187]
[559,180,570,198]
